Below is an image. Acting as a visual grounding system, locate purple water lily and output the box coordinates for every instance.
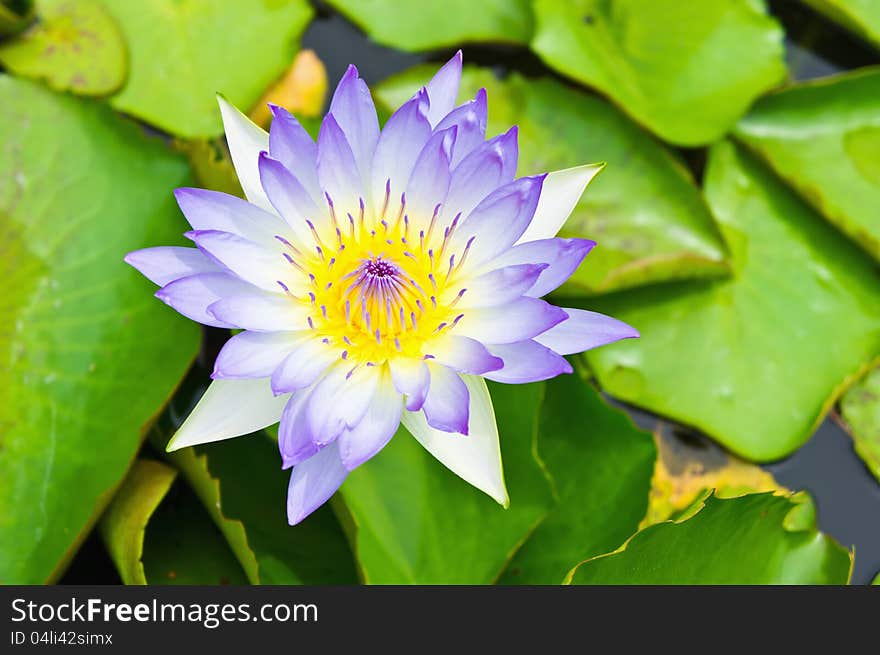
[126,52,638,525]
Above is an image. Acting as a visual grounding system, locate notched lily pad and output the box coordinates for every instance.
[0,0,126,95]
[839,365,880,483]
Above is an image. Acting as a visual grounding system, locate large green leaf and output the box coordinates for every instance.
[157,420,357,585]
[580,141,880,461]
[0,0,126,96]
[375,66,729,294]
[96,0,313,137]
[100,458,247,585]
[0,77,199,584]
[531,0,786,146]
[498,373,656,584]
[839,366,880,483]
[339,382,554,584]
[735,68,880,262]
[324,0,532,51]
[801,0,880,49]
[567,493,852,584]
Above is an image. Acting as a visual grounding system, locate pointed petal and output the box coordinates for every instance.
[435,88,487,167]
[424,50,462,127]
[534,307,639,355]
[279,388,319,468]
[445,127,518,221]
[287,441,348,525]
[187,229,287,292]
[258,152,323,247]
[208,292,310,332]
[489,237,595,298]
[390,358,430,411]
[167,377,288,451]
[453,263,548,308]
[421,363,469,434]
[329,65,380,183]
[516,164,604,244]
[155,272,252,328]
[125,246,218,287]
[456,297,568,344]
[405,126,456,222]
[402,375,508,506]
[338,372,402,470]
[317,113,364,219]
[484,340,573,383]
[424,334,503,375]
[213,331,306,379]
[217,94,272,212]
[174,187,289,247]
[268,105,322,204]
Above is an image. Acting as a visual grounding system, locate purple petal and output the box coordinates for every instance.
[154,272,252,328]
[187,229,288,292]
[425,334,503,374]
[258,152,324,246]
[405,126,456,221]
[422,363,469,434]
[449,174,545,269]
[489,237,596,298]
[174,187,287,246]
[435,88,487,167]
[268,105,322,204]
[337,374,402,470]
[534,308,639,355]
[390,358,430,411]
[279,389,319,468]
[456,263,548,308]
[329,65,380,183]
[124,246,219,287]
[370,90,432,208]
[287,441,348,525]
[316,113,364,219]
[303,364,379,446]
[208,292,310,332]
[213,331,304,379]
[484,340,573,383]
[271,338,339,394]
[445,127,518,221]
[424,50,462,127]
[456,297,568,344]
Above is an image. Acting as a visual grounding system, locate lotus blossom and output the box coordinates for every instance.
[125,52,638,525]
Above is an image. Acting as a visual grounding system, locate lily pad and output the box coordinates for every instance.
[0,0,35,37]
[96,0,313,137]
[339,382,554,584]
[325,0,533,51]
[0,0,126,95]
[375,66,729,295]
[498,373,656,584]
[0,77,199,584]
[802,0,880,49]
[567,493,852,584]
[157,421,357,585]
[579,141,880,461]
[531,0,787,145]
[839,366,880,483]
[735,68,880,262]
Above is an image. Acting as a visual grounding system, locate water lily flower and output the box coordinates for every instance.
[126,52,638,525]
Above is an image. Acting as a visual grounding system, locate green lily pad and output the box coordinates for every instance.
[801,0,880,49]
[735,68,880,262]
[0,0,35,37]
[96,0,313,137]
[498,373,656,584]
[339,382,554,584]
[324,0,532,51]
[375,66,729,295]
[100,459,247,585]
[579,141,880,461]
[0,77,199,584]
[567,493,852,584]
[839,366,880,483]
[0,0,126,96]
[156,421,357,585]
[531,0,787,146]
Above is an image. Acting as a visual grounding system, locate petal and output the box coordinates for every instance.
[124,246,219,287]
[287,441,348,525]
[435,88,487,167]
[449,174,545,269]
[268,105,322,204]
[329,65,380,184]
[516,164,604,244]
[317,113,364,220]
[453,263,548,308]
[278,388,319,468]
[484,340,573,383]
[444,127,518,221]
[167,377,289,451]
[405,126,456,222]
[258,153,323,248]
[455,297,568,344]
[155,272,252,328]
[208,292,310,332]
[217,94,272,212]
[390,358,430,411]
[271,338,339,394]
[424,334,503,375]
[534,307,639,355]
[488,237,596,298]
[370,90,432,208]
[173,187,288,247]
[337,372,402,470]
[424,50,462,127]
[402,375,508,506]
[188,229,287,292]
[213,330,306,379]
[422,362,469,434]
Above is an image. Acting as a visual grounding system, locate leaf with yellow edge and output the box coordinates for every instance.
[838,365,880,483]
